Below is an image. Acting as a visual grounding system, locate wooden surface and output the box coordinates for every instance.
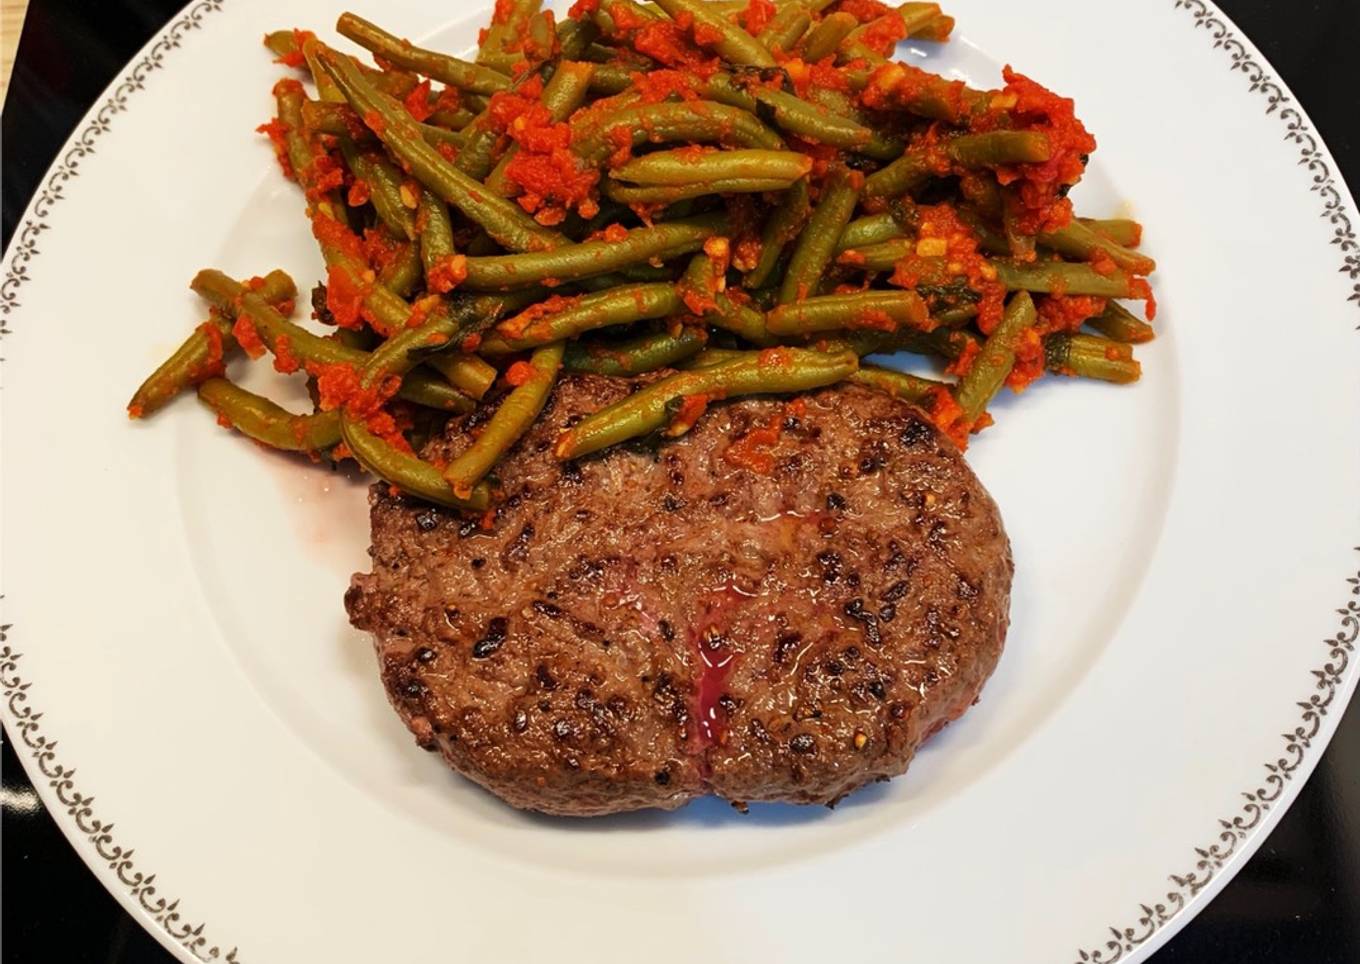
[1,0,29,101]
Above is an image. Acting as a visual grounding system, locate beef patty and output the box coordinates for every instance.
[345,373,1013,816]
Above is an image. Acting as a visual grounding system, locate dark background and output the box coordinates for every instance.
[3,1,1358,960]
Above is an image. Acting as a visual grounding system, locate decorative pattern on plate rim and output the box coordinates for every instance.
[0,3,240,958]
[2,643,239,962]
[1070,14,1360,958]
[0,1,1357,963]
[1076,553,1358,962]
[0,0,227,322]
[1162,1,1358,319]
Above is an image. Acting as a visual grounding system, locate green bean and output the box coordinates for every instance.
[682,254,775,344]
[682,347,744,370]
[1079,218,1143,247]
[1044,332,1141,383]
[198,378,342,452]
[307,211,420,338]
[336,13,510,95]
[848,364,946,404]
[693,73,759,113]
[486,61,596,196]
[767,290,930,336]
[862,153,933,201]
[1000,188,1037,261]
[801,12,858,61]
[427,354,498,401]
[612,148,812,186]
[952,203,1010,254]
[128,270,297,418]
[954,291,1037,423]
[759,5,811,55]
[263,29,303,62]
[264,31,346,101]
[341,416,490,510]
[754,88,901,159]
[417,191,457,286]
[461,214,727,289]
[826,326,979,361]
[572,100,784,166]
[586,61,636,95]
[582,41,627,63]
[479,283,682,354]
[836,212,904,251]
[476,0,543,73]
[653,0,776,67]
[838,237,912,271]
[452,112,502,181]
[779,166,861,304]
[426,106,477,131]
[840,3,941,62]
[592,0,660,37]
[359,310,465,392]
[558,18,600,60]
[443,342,565,496]
[605,178,800,204]
[1039,219,1157,275]
[378,240,424,298]
[992,260,1141,298]
[508,9,560,73]
[863,131,1051,200]
[564,327,708,375]
[911,11,955,41]
[555,347,859,457]
[745,177,809,288]
[190,270,472,412]
[573,262,681,292]
[273,82,321,193]
[859,60,995,124]
[299,100,465,150]
[836,249,1146,298]
[317,45,566,254]
[340,142,417,240]
[1086,300,1155,344]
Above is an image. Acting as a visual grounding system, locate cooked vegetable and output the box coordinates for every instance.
[652,0,775,67]
[955,292,1037,423]
[564,327,708,375]
[555,348,859,458]
[443,342,565,496]
[611,149,813,186]
[1045,332,1142,383]
[135,3,1160,504]
[191,270,473,412]
[199,378,343,452]
[478,283,682,353]
[316,44,565,253]
[341,416,490,509]
[336,12,510,95]
[128,269,296,419]
[571,100,784,166]
[767,290,932,336]
[779,166,862,304]
[1087,300,1155,344]
[802,12,858,61]
[461,215,727,289]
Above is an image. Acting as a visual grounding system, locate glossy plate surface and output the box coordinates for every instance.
[2,1,1357,961]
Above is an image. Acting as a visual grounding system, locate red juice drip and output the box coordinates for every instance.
[695,637,736,748]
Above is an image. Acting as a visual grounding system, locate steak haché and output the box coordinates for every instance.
[345,373,1013,816]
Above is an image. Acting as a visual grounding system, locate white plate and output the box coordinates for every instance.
[3,1,1358,961]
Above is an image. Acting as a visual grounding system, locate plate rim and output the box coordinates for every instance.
[1,2,1357,963]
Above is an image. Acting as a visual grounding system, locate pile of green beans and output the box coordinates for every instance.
[128,2,1159,510]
